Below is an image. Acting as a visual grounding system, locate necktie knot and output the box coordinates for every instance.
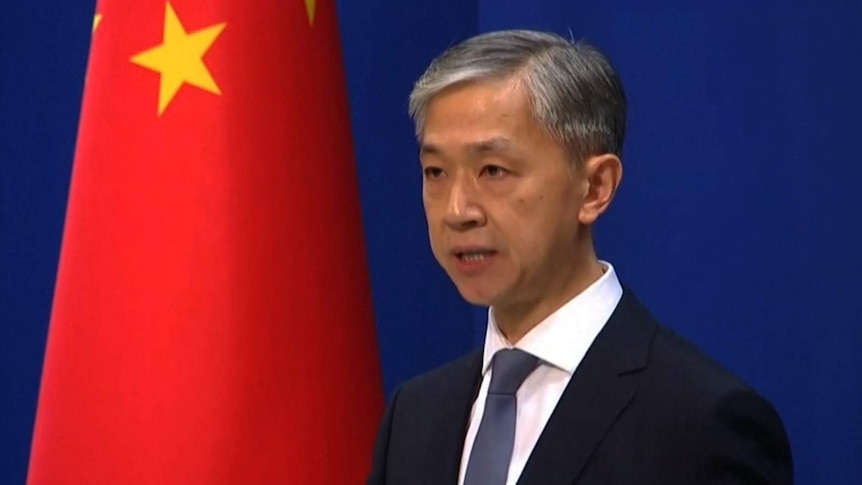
[488,348,539,395]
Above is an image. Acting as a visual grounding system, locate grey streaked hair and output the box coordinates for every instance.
[408,29,627,164]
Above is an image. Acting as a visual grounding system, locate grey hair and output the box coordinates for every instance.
[408,29,627,164]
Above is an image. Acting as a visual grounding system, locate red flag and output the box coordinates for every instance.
[28,0,383,482]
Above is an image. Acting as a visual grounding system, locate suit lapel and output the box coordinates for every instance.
[422,350,483,484]
[517,289,655,485]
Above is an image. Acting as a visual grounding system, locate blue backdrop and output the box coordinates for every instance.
[2,1,860,484]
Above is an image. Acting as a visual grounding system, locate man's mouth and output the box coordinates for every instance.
[454,249,497,262]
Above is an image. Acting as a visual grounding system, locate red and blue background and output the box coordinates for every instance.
[2,0,860,483]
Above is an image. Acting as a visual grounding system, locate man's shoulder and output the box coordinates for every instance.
[621,289,789,429]
[647,318,758,400]
[396,348,483,398]
[625,300,781,435]
[618,287,758,398]
[579,287,792,482]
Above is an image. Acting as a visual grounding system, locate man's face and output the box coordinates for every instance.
[420,77,586,308]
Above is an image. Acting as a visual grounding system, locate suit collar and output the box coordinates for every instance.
[424,349,483,484]
[483,261,624,375]
[517,287,655,485]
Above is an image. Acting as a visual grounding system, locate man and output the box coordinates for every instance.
[367,29,792,485]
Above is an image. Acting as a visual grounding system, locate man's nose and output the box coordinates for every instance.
[443,176,485,230]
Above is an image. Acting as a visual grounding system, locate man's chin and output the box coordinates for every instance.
[453,283,498,307]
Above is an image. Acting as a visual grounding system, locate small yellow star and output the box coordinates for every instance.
[93,13,103,32]
[305,0,316,25]
[130,2,226,116]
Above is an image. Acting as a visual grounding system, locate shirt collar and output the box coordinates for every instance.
[481,261,623,375]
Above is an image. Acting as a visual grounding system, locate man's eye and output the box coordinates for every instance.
[423,167,444,178]
[481,165,507,177]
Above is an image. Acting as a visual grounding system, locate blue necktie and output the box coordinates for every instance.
[463,348,540,485]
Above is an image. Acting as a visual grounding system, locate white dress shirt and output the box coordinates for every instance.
[457,261,623,485]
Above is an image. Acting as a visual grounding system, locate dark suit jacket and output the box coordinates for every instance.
[367,288,793,484]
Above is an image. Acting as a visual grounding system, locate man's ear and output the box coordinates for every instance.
[578,153,623,225]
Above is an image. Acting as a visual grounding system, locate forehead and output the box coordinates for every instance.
[421,77,534,144]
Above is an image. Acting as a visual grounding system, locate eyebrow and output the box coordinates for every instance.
[466,137,512,154]
[420,137,513,157]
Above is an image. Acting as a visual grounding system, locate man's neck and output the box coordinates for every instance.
[494,258,605,345]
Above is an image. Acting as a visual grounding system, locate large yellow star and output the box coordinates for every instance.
[130,2,226,116]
